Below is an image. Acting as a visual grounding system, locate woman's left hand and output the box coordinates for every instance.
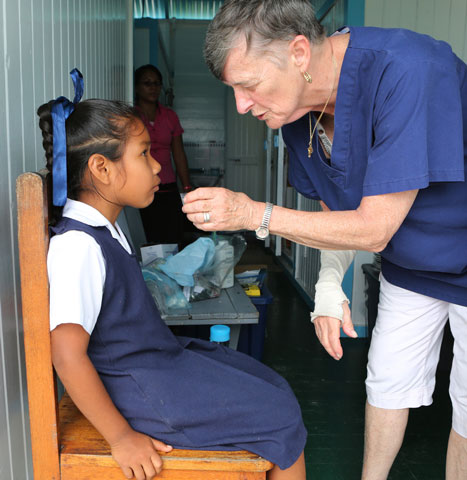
[313,302,357,360]
[182,187,261,232]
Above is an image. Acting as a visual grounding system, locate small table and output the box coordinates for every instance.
[159,282,259,349]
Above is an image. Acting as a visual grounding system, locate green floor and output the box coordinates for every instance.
[261,268,452,479]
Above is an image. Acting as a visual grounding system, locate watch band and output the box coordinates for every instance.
[261,202,273,228]
[255,202,273,240]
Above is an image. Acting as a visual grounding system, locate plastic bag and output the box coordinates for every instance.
[160,234,247,302]
[159,237,216,287]
[183,275,221,302]
[203,234,247,288]
[142,259,191,315]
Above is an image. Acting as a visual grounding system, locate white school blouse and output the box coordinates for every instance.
[48,199,131,334]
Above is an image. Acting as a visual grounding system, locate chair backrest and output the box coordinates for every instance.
[16,170,61,478]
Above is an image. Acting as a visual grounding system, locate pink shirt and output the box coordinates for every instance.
[138,104,184,184]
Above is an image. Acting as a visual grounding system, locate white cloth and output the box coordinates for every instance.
[367,274,467,438]
[48,199,131,334]
[311,249,356,322]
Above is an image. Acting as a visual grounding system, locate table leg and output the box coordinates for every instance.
[229,325,241,350]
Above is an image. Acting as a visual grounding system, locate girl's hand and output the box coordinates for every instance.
[313,302,356,360]
[110,428,173,480]
[182,187,261,232]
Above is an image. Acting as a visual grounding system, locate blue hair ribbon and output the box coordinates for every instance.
[51,68,84,206]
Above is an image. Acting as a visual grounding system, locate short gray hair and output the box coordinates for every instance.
[204,0,325,80]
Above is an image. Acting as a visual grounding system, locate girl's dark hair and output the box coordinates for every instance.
[37,99,141,208]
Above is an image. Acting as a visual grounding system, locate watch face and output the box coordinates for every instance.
[255,226,269,240]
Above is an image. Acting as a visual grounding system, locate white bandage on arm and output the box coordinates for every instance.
[311,249,356,323]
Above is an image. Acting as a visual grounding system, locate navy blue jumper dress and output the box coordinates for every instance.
[51,217,307,470]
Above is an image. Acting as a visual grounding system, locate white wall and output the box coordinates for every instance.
[158,18,227,176]
[365,0,467,61]
[168,20,226,145]
[0,1,132,478]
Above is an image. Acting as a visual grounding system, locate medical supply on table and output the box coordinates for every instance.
[140,243,179,266]
[210,325,230,346]
[157,234,246,302]
[243,284,261,297]
[142,261,191,314]
[211,239,234,288]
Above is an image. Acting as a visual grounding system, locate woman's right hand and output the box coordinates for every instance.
[182,187,261,232]
[110,428,173,480]
[313,302,356,360]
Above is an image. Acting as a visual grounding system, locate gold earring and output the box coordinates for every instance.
[302,71,312,83]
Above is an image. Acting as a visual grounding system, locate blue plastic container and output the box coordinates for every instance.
[237,285,274,360]
[210,324,230,346]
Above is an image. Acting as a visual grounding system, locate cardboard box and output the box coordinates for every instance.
[234,264,268,289]
[141,243,178,266]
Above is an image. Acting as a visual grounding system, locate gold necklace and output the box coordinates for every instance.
[307,52,337,158]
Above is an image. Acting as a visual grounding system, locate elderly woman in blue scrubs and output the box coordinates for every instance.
[183,0,467,478]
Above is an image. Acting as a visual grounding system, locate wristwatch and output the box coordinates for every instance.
[255,202,274,240]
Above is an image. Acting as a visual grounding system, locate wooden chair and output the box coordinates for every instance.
[16,169,273,480]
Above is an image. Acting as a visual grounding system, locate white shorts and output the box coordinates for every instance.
[366,274,467,438]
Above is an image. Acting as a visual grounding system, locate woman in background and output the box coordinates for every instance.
[135,64,192,246]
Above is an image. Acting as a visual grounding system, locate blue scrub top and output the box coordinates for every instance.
[283,27,467,306]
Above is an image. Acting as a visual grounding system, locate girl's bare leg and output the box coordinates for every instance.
[267,451,306,480]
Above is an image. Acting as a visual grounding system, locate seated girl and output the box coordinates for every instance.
[38,72,307,480]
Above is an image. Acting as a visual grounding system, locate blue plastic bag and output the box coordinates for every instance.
[159,237,216,287]
[142,261,191,314]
